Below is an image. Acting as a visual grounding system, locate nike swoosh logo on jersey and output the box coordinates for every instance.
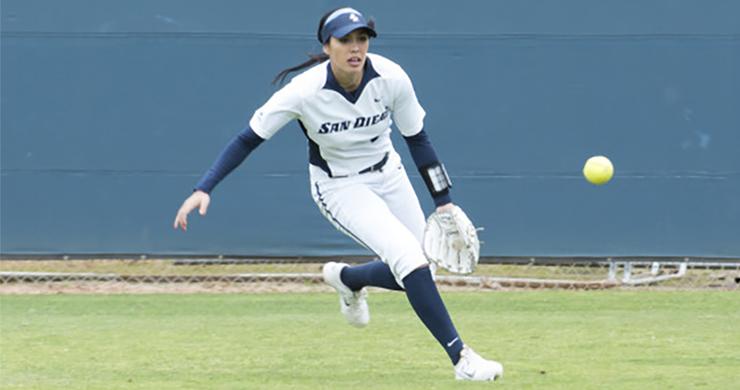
[446,337,459,347]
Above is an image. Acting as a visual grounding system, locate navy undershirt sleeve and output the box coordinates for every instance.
[194,127,265,194]
[403,129,452,207]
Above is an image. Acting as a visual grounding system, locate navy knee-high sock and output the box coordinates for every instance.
[340,260,404,291]
[403,266,463,365]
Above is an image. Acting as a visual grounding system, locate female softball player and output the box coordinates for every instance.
[174,7,502,381]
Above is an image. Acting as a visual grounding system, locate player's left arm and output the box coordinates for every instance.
[408,134,479,274]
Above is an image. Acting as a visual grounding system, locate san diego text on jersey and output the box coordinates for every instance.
[318,108,390,134]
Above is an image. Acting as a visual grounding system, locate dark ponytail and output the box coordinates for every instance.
[271,53,329,85]
[272,8,376,85]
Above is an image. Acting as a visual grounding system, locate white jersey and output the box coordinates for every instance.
[249,53,426,177]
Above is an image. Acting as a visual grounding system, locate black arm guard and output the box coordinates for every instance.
[420,162,452,197]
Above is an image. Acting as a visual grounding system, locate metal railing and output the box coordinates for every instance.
[1,256,738,293]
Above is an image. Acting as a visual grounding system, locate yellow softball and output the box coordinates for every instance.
[583,155,614,185]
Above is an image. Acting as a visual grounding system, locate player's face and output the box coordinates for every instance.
[323,29,370,80]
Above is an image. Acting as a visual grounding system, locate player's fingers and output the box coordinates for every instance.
[174,191,208,230]
[173,211,188,231]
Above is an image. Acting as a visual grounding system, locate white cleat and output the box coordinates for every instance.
[322,262,369,328]
[454,345,504,381]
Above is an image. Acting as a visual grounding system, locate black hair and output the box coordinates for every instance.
[272,8,375,85]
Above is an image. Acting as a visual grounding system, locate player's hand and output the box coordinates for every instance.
[173,190,211,231]
[435,202,454,214]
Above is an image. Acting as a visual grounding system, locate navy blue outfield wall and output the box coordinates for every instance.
[1,0,739,257]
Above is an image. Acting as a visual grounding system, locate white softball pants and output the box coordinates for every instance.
[310,152,429,287]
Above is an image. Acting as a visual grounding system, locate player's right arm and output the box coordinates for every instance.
[173,127,266,231]
[173,80,303,231]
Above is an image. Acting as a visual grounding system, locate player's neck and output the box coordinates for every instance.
[330,63,363,93]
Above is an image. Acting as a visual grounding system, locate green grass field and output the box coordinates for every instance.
[1,291,739,389]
